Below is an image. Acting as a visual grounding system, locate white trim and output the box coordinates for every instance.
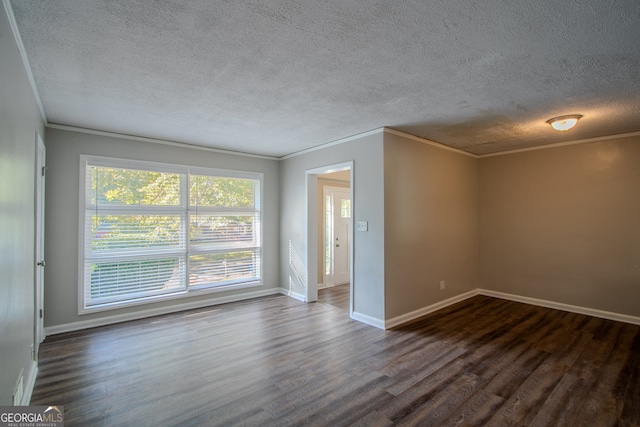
[478,289,640,326]
[305,161,354,312]
[2,0,47,124]
[47,288,281,335]
[23,362,38,405]
[34,133,46,355]
[477,131,640,158]
[383,128,479,158]
[280,287,307,302]
[351,311,385,330]
[48,123,278,160]
[281,129,384,160]
[77,154,263,314]
[45,286,640,336]
[383,127,640,159]
[306,172,319,304]
[348,165,355,315]
[48,122,640,162]
[383,288,640,329]
[77,156,86,315]
[384,290,480,329]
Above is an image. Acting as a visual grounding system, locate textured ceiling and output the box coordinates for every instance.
[9,0,640,157]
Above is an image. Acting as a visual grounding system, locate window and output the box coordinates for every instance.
[80,156,262,312]
[340,199,351,218]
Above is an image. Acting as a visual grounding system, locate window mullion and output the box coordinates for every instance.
[183,172,190,292]
[81,157,262,313]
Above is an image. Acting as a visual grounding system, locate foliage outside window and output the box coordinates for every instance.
[80,156,262,312]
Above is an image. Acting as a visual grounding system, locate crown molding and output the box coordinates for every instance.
[477,131,640,158]
[279,128,384,160]
[46,123,640,161]
[384,128,640,159]
[383,128,479,158]
[46,123,280,160]
[3,0,47,124]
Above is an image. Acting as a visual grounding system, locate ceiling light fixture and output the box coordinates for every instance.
[546,114,583,131]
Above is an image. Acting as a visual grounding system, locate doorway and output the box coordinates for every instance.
[322,185,351,287]
[306,162,353,313]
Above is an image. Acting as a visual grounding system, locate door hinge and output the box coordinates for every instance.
[41,166,46,177]
[39,309,43,319]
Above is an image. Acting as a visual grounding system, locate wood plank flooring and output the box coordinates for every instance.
[318,283,350,312]
[31,295,640,426]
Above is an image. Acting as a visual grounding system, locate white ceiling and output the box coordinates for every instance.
[9,0,640,157]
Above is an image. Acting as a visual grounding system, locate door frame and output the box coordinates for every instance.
[305,161,353,313]
[34,133,46,356]
[322,185,351,287]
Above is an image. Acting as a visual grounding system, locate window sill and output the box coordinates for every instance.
[79,280,263,315]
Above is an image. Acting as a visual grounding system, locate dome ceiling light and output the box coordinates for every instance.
[546,114,583,131]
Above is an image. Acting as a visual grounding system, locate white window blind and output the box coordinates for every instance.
[80,156,262,312]
[188,173,261,290]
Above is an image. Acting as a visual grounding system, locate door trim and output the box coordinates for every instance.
[34,132,46,355]
[305,161,353,313]
[323,185,351,287]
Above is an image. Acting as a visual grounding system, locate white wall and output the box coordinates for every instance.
[43,128,280,330]
[0,2,46,404]
[280,131,385,324]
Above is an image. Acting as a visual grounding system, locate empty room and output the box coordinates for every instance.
[1,0,639,425]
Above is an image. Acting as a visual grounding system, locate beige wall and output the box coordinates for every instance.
[383,133,479,320]
[319,170,351,181]
[479,136,640,317]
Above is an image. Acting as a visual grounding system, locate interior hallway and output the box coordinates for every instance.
[318,284,350,312]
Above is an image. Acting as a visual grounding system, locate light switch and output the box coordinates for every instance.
[356,221,368,232]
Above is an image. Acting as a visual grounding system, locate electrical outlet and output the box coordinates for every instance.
[440,280,445,290]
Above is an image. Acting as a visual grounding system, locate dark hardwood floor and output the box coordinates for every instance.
[31,295,640,426]
[318,283,350,312]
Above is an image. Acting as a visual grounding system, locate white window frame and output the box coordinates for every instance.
[78,155,263,314]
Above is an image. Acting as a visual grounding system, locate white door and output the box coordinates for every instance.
[34,135,46,356]
[323,187,351,286]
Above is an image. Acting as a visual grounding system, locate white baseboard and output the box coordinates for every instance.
[45,288,281,335]
[383,288,640,329]
[280,288,307,302]
[23,361,37,405]
[351,311,385,330]
[479,289,640,326]
[384,290,480,329]
[45,286,640,336]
